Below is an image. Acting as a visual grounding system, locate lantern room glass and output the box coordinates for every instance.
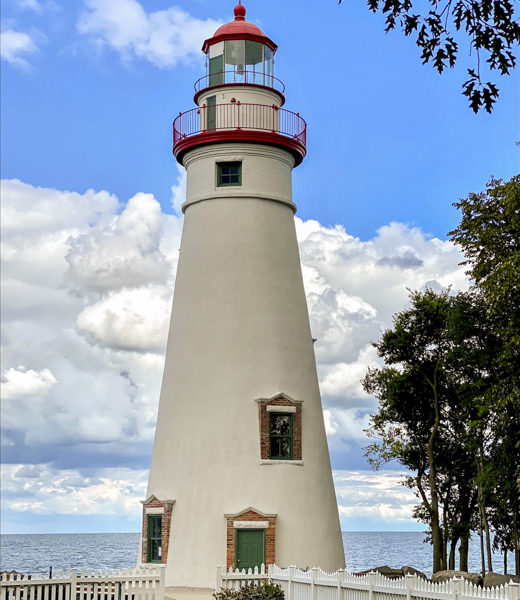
[205,40,275,87]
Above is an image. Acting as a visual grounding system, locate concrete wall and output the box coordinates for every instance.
[146,142,345,587]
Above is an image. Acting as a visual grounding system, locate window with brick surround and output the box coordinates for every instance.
[140,495,175,565]
[256,394,302,462]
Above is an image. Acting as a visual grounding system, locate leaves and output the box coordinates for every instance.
[339,0,520,112]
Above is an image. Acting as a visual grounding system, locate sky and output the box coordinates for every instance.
[1,0,518,536]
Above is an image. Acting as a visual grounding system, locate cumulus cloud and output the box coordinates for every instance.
[0,29,41,70]
[77,0,222,68]
[1,179,183,457]
[65,192,175,294]
[1,367,57,400]
[1,177,469,528]
[77,285,172,352]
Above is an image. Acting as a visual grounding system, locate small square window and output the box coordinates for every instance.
[217,162,242,187]
[269,413,293,460]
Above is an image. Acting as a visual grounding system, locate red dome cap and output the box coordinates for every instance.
[202,3,277,53]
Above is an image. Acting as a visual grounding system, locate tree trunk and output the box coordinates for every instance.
[425,365,442,573]
[477,443,493,573]
[513,507,520,576]
[442,500,449,571]
[482,504,493,572]
[449,537,459,570]
[479,507,486,576]
[459,536,469,572]
[504,550,507,575]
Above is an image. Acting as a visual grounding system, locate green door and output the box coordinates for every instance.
[207,95,216,131]
[236,529,265,571]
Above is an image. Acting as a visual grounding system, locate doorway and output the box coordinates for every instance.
[235,529,266,571]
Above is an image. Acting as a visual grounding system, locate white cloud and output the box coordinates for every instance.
[77,285,171,352]
[2,464,148,515]
[77,0,222,68]
[334,470,419,523]
[65,192,176,294]
[0,29,41,70]
[1,179,183,452]
[1,367,57,400]
[171,165,187,216]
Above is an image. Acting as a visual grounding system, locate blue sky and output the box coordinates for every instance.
[1,0,518,536]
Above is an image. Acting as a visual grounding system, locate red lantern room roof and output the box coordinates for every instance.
[202,3,278,53]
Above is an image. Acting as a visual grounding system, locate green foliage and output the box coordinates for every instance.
[214,584,285,600]
[338,0,520,112]
[449,175,520,360]
[362,175,520,574]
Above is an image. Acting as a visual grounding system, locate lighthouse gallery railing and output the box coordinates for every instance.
[173,103,306,150]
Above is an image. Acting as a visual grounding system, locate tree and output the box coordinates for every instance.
[363,289,506,573]
[338,0,520,113]
[449,174,520,574]
[363,289,488,572]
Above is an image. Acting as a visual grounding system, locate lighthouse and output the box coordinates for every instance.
[141,3,346,587]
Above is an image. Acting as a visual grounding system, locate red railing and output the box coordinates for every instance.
[194,71,285,95]
[173,103,306,149]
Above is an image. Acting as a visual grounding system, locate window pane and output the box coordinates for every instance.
[270,415,282,435]
[150,517,161,538]
[279,416,290,436]
[270,437,280,457]
[225,40,245,83]
[264,46,273,85]
[281,438,290,458]
[151,539,161,561]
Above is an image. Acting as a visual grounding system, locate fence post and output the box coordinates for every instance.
[506,583,520,600]
[451,577,462,600]
[70,570,77,600]
[368,572,377,600]
[405,575,415,600]
[215,566,223,593]
[158,566,165,600]
[311,568,319,600]
[288,566,295,600]
[268,564,273,585]
[337,569,345,600]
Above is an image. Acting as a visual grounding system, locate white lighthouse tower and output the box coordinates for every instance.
[141,3,346,587]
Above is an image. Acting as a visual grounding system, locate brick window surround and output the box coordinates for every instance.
[140,495,175,564]
[224,508,277,570]
[256,393,303,461]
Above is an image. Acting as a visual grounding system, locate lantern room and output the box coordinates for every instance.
[197,3,282,93]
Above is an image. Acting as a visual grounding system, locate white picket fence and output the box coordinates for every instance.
[215,565,520,600]
[0,566,165,600]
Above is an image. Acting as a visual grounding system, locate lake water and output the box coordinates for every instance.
[0,532,514,578]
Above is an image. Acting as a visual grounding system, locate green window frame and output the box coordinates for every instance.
[147,515,162,563]
[217,162,242,187]
[269,413,293,460]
